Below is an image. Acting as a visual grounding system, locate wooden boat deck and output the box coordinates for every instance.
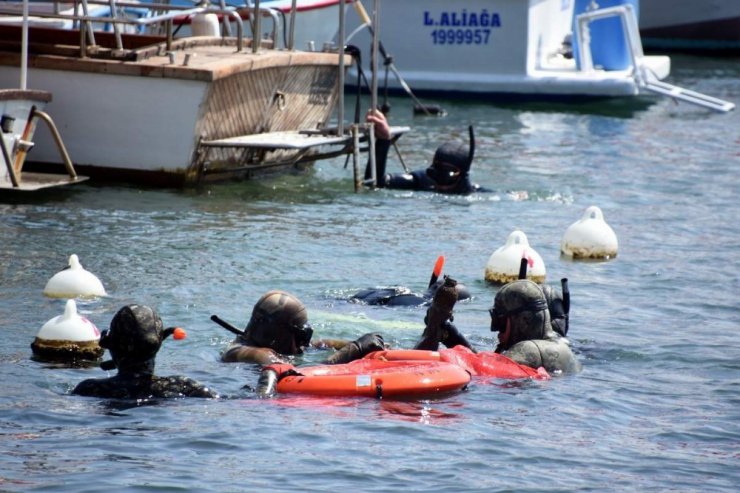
[0,24,348,82]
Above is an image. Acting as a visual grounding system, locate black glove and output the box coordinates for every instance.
[324,332,384,365]
[414,276,458,350]
[354,332,385,354]
[441,321,475,352]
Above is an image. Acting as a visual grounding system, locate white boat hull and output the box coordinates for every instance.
[1,68,206,175]
[342,0,670,99]
[0,21,347,186]
[0,89,87,190]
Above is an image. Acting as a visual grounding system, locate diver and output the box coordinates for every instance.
[350,276,472,307]
[213,290,385,366]
[413,276,476,352]
[489,279,580,374]
[73,305,217,399]
[412,272,578,374]
[365,108,485,194]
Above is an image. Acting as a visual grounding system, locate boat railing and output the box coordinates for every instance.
[0,91,84,189]
[575,4,734,112]
[0,0,290,56]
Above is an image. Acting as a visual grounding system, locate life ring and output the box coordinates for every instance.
[271,358,470,398]
[363,349,442,362]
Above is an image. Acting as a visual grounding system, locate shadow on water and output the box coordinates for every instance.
[387,89,660,120]
[0,184,88,205]
[473,97,658,119]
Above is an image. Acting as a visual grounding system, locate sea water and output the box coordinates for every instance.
[1,54,738,492]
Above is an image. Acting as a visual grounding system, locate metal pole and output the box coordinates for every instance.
[368,0,379,186]
[370,0,378,114]
[107,0,123,51]
[288,0,297,50]
[337,0,345,136]
[352,124,360,192]
[21,0,28,90]
[253,0,261,53]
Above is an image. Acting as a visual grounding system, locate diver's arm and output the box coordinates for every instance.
[384,171,418,189]
[365,138,392,184]
[365,108,392,184]
[310,338,351,350]
[441,321,476,352]
[414,277,458,350]
[221,343,287,365]
[256,366,279,398]
[323,333,385,364]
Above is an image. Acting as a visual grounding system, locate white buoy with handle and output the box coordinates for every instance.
[31,299,103,362]
[484,230,546,284]
[191,12,220,37]
[561,206,618,259]
[43,254,107,299]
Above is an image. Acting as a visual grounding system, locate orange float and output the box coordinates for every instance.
[363,347,549,380]
[438,346,550,380]
[271,358,471,398]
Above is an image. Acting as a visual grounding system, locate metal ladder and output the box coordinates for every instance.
[575,4,735,113]
[638,68,735,113]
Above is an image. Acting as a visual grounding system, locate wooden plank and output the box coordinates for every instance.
[0,172,88,191]
[201,131,352,150]
[201,126,410,150]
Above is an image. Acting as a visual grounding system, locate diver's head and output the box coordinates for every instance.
[490,280,550,351]
[99,305,173,373]
[426,126,475,189]
[243,290,312,355]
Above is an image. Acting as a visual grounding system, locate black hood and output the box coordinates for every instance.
[427,125,475,182]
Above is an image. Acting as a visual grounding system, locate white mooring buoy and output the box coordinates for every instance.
[31,299,103,362]
[561,206,618,259]
[484,230,546,284]
[43,254,107,299]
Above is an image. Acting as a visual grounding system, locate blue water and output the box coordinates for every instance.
[1,54,739,492]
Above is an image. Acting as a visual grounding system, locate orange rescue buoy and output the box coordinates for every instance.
[272,358,470,398]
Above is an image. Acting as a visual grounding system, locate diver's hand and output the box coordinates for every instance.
[353,332,385,356]
[324,332,384,364]
[414,276,458,350]
[442,321,475,352]
[366,108,391,140]
[427,276,458,326]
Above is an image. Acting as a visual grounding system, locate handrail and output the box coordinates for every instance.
[575,4,735,112]
[31,108,78,179]
[0,4,253,54]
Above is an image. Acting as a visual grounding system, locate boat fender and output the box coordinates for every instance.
[191,13,220,37]
[43,254,107,299]
[484,230,546,284]
[560,206,618,259]
[31,299,104,363]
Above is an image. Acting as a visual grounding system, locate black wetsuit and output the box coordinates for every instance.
[366,139,485,195]
[350,279,472,307]
[500,338,580,375]
[73,360,216,399]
